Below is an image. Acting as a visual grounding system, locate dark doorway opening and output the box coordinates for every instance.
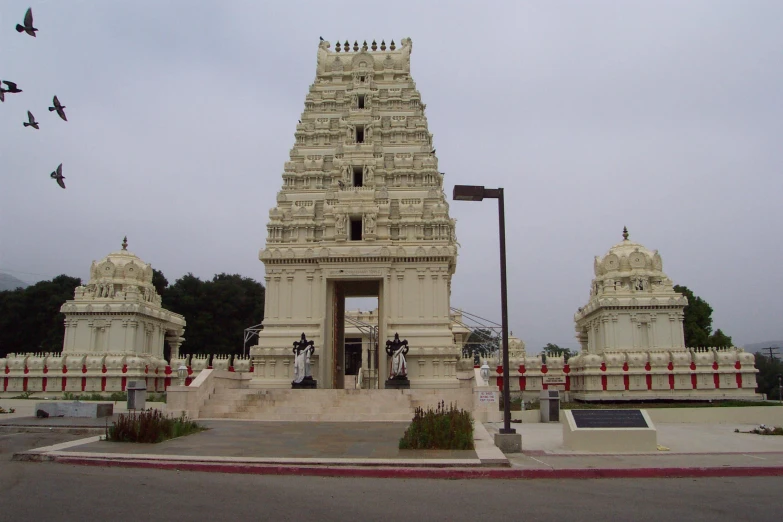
[350,217,362,241]
[345,338,363,376]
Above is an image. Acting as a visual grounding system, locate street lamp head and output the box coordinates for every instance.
[453,185,486,201]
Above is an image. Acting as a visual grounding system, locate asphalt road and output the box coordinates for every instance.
[2,431,781,522]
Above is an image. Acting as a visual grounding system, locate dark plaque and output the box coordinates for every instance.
[571,409,648,429]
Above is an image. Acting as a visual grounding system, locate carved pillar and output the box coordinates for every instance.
[396,272,405,318]
[430,273,439,318]
[166,336,185,361]
[441,274,450,318]
[650,315,658,349]
[273,275,282,319]
[87,320,96,353]
[286,272,295,319]
[417,271,425,318]
[601,316,610,351]
[306,273,314,319]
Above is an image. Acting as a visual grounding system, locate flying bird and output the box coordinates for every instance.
[49,95,67,121]
[2,81,22,94]
[50,163,65,189]
[15,8,38,37]
[23,111,39,129]
[319,36,324,41]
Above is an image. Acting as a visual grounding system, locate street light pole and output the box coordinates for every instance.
[452,185,515,436]
[496,188,514,434]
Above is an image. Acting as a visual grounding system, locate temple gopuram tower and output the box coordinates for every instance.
[251,38,459,389]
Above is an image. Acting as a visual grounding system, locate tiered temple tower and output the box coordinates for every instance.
[251,38,460,389]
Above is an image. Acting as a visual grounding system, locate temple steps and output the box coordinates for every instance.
[197,388,458,422]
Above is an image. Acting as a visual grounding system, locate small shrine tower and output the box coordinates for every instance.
[574,227,687,353]
[252,39,460,389]
[60,238,186,359]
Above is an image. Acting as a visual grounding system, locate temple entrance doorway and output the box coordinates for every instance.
[325,279,383,390]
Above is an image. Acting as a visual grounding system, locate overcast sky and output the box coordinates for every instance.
[1,1,781,352]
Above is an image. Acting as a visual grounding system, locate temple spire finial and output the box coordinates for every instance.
[122,236,128,250]
[622,226,629,241]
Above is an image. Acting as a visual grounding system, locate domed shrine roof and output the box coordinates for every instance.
[89,236,154,286]
[71,237,166,307]
[575,228,686,322]
[593,227,664,278]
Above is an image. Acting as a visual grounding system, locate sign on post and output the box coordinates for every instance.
[478,391,497,403]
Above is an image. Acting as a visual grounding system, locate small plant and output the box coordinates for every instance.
[399,400,474,450]
[110,392,128,402]
[106,409,205,443]
[11,391,35,400]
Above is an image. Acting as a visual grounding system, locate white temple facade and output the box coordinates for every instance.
[566,228,759,400]
[0,239,186,395]
[250,39,461,390]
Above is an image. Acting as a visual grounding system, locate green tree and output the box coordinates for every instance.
[0,275,82,357]
[151,268,169,295]
[673,285,732,347]
[463,328,499,365]
[162,273,265,356]
[543,343,574,362]
[754,353,783,400]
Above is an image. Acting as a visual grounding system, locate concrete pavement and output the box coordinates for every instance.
[7,409,783,479]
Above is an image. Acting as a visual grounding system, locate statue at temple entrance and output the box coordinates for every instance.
[292,333,317,389]
[384,333,410,389]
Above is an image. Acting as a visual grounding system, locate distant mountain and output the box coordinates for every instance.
[0,273,30,291]
[743,341,783,354]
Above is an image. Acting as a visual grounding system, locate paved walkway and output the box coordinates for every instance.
[7,411,783,479]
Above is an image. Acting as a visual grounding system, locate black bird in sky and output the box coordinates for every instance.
[16,8,38,37]
[431,149,436,154]
[2,81,22,94]
[0,89,4,103]
[50,163,65,189]
[24,111,39,129]
[49,95,67,121]
[319,36,324,41]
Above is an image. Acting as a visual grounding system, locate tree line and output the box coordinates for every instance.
[0,271,264,358]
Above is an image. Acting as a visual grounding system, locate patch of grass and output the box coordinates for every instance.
[399,401,474,450]
[0,407,16,414]
[10,391,34,399]
[106,409,205,443]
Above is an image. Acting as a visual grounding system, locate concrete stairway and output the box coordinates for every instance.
[198,388,457,422]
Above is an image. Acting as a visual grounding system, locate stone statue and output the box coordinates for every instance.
[400,38,413,69]
[316,40,330,75]
[365,93,372,108]
[365,125,373,141]
[364,213,376,235]
[292,333,316,385]
[385,332,409,379]
[343,164,352,182]
[351,93,358,108]
[363,163,375,184]
[346,124,355,144]
[335,214,346,235]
